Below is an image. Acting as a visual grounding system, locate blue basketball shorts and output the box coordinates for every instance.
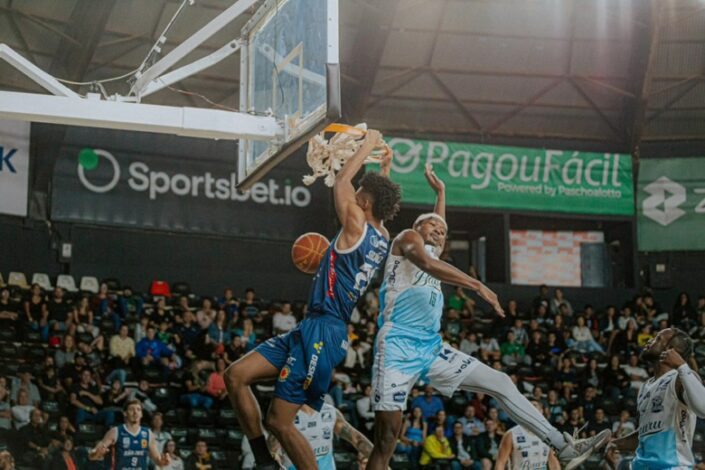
[255,314,348,411]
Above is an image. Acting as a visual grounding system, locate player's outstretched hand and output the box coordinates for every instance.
[89,444,109,460]
[480,286,504,318]
[424,164,445,193]
[380,143,393,176]
[660,348,686,369]
[363,129,382,149]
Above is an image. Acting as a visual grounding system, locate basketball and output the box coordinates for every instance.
[292,232,330,274]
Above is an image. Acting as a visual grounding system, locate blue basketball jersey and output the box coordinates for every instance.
[112,425,150,470]
[307,224,389,323]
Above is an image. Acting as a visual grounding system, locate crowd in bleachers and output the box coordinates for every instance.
[0,271,704,470]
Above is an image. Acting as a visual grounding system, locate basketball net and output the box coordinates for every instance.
[304,123,388,187]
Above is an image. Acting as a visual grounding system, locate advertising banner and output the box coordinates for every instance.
[637,157,705,251]
[51,128,331,239]
[382,138,634,215]
[0,120,30,217]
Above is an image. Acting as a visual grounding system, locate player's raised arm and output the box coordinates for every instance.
[424,164,445,220]
[663,349,705,418]
[397,229,504,317]
[89,427,117,460]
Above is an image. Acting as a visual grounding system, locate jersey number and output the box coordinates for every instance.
[131,457,138,467]
[429,291,438,307]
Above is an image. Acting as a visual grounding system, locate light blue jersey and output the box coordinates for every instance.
[378,244,444,342]
[632,370,695,470]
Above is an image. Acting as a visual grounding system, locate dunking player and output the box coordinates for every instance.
[89,399,169,469]
[610,328,705,469]
[367,165,611,470]
[495,400,560,470]
[268,403,374,470]
[224,130,401,470]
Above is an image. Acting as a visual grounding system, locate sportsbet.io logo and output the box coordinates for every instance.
[77,148,121,193]
[74,148,312,207]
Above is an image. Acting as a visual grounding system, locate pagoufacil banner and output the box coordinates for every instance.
[380,138,634,216]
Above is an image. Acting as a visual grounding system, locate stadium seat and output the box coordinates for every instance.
[0,329,14,342]
[24,331,41,343]
[217,408,237,427]
[31,273,52,290]
[189,409,213,426]
[150,280,171,297]
[41,401,61,418]
[7,272,28,289]
[76,423,104,445]
[0,344,17,359]
[56,274,79,293]
[171,281,192,296]
[80,276,100,294]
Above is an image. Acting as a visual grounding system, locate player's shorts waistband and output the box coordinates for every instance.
[379,321,441,343]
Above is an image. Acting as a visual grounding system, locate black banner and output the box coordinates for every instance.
[51,128,332,239]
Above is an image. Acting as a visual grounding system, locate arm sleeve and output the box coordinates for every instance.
[677,364,705,418]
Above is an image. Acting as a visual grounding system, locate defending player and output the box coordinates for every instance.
[88,399,169,469]
[610,328,705,469]
[367,165,611,470]
[495,400,560,470]
[268,403,374,470]
[224,130,401,470]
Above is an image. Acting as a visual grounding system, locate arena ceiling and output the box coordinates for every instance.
[0,0,704,158]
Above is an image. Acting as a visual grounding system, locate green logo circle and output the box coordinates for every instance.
[78,148,99,170]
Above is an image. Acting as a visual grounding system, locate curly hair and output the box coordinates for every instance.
[358,172,401,222]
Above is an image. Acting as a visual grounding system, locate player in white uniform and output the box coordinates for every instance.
[366,165,611,470]
[611,328,705,469]
[495,400,559,470]
[268,402,373,470]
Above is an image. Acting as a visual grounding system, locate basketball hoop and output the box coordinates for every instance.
[303,123,390,187]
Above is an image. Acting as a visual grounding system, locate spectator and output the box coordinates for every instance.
[54,335,77,371]
[479,335,501,362]
[131,380,158,415]
[38,357,65,402]
[152,413,172,453]
[611,410,635,438]
[70,369,113,426]
[578,386,599,423]
[11,368,40,406]
[175,296,193,322]
[47,436,80,470]
[411,385,445,421]
[571,316,603,353]
[672,291,696,330]
[560,408,584,438]
[449,421,480,470]
[526,331,549,366]
[549,288,573,316]
[51,416,75,442]
[103,380,130,414]
[460,332,480,357]
[603,355,630,401]
[181,365,214,409]
[196,298,216,330]
[207,310,231,355]
[47,287,72,336]
[499,331,529,367]
[443,309,464,340]
[239,288,260,318]
[134,315,150,343]
[272,302,297,335]
[185,440,212,470]
[581,358,601,389]
[397,407,426,468]
[118,286,144,318]
[429,410,453,439]
[23,284,48,340]
[0,450,13,470]
[458,405,485,437]
[448,287,476,316]
[356,385,375,432]
[205,358,228,406]
[73,297,100,339]
[617,304,637,331]
[108,324,136,385]
[151,298,173,327]
[586,408,611,437]
[420,423,455,469]
[622,353,648,391]
[509,319,529,346]
[0,386,11,434]
[233,318,257,351]
[174,311,200,354]
[532,284,550,312]
[17,408,51,468]
[473,419,502,467]
[10,389,35,429]
[600,443,622,470]
[224,336,244,364]
[159,440,184,470]
[218,288,238,316]
[545,389,565,425]
[136,326,174,370]
[0,288,18,332]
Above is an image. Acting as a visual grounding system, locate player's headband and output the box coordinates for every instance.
[413,213,448,231]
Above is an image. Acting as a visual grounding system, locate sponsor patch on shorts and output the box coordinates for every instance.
[393,391,406,403]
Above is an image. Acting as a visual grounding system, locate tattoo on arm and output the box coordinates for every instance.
[336,411,373,458]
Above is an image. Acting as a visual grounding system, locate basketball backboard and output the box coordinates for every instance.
[237,0,341,190]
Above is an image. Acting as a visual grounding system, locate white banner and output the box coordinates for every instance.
[0,120,30,216]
